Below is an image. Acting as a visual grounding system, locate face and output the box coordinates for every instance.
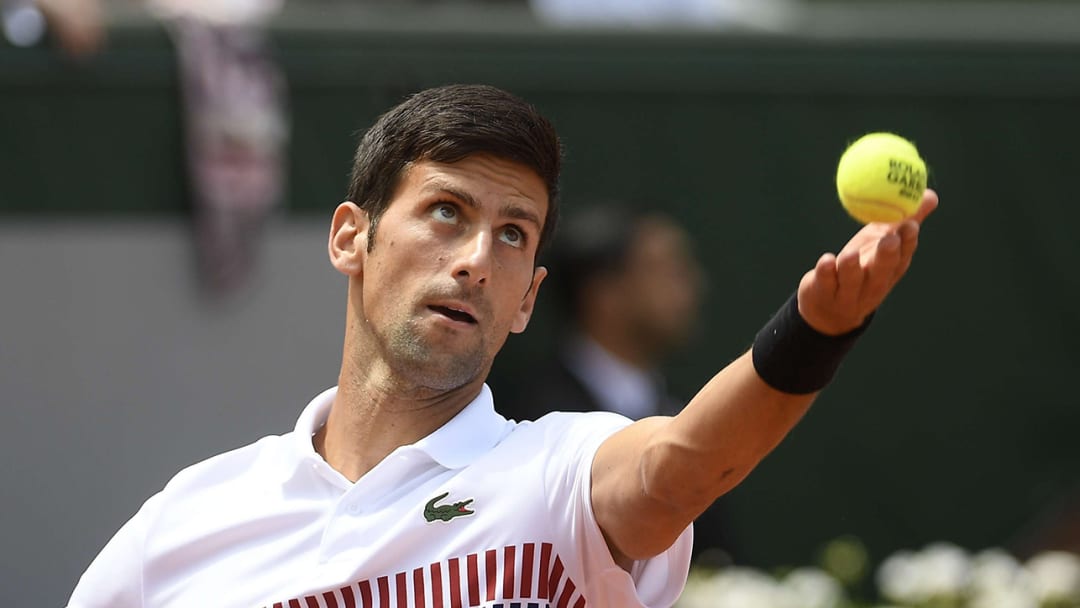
[331,155,548,392]
[620,217,703,355]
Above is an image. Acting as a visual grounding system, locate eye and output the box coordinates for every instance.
[499,225,525,248]
[431,203,458,224]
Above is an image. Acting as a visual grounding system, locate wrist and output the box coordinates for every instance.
[751,293,873,394]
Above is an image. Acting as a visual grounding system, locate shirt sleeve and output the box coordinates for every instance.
[67,492,162,608]
[541,412,693,608]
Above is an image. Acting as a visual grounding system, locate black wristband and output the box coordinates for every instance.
[751,293,873,394]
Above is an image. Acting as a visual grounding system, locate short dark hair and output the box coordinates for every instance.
[346,84,563,254]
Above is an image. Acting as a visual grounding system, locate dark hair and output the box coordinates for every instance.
[346,84,563,254]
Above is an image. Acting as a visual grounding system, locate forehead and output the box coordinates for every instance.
[399,154,549,216]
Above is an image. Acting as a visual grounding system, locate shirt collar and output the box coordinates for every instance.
[413,384,512,469]
[286,384,512,478]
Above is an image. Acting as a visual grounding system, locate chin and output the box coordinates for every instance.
[404,355,487,392]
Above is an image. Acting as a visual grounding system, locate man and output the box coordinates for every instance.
[68,84,938,607]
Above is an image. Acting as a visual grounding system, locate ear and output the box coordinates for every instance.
[511,266,548,334]
[328,202,369,276]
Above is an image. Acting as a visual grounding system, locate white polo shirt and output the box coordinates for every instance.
[68,385,693,608]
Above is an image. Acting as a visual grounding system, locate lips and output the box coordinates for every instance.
[428,304,477,325]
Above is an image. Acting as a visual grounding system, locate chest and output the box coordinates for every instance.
[143,454,588,607]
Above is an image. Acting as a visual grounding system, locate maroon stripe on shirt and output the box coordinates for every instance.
[502,545,517,599]
[538,543,552,598]
[556,578,576,608]
[485,549,498,602]
[413,567,426,608]
[448,557,463,608]
[268,541,594,608]
[377,576,390,607]
[358,580,372,607]
[548,556,565,602]
[430,562,444,608]
[520,543,535,599]
[466,553,480,606]
[343,584,359,608]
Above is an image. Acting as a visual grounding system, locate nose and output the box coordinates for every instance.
[451,229,493,286]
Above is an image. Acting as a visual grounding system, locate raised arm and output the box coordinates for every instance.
[591,190,939,565]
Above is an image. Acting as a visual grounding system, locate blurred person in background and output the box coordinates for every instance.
[493,203,737,565]
[497,204,703,422]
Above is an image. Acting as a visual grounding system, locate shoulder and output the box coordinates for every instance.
[161,434,287,496]
[511,410,631,444]
[499,411,632,482]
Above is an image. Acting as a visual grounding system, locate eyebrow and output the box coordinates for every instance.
[421,180,543,231]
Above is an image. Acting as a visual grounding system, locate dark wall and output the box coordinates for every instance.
[3,23,1078,570]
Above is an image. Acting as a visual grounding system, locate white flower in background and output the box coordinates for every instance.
[878,542,973,604]
[920,542,974,598]
[676,566,785,608]
[1026,551,1080,604]
[712,567,788,608]
[968,584,1039,608]
[967,549,1038,608]
[781,567,845,608]
[970,549,1033,596]
[677,569,722,608]
[878,550,922,604]
[680,544,1080,608]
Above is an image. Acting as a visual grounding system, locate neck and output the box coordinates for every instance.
[317,340,486,483]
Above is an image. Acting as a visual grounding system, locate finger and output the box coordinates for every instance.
[861,232,902,306]
[838,222,888,260]
[814,252,839,298]
[798,253,839,333]
[835,247,863,312]
[911,189,939,225]
[887,190,930,281]
[800,252,838,305]
[892,219,921,279]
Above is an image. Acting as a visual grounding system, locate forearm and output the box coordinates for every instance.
[640,351,817,516]
[593,351,817,562]
[641,289,871,513]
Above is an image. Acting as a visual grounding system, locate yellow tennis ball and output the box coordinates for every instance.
[835,132,927,224]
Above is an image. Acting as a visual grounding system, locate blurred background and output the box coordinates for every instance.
[2,0,1079,606]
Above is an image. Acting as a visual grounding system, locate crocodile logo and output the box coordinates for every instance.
[424,492,475,523]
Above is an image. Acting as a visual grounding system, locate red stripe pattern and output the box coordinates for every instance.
[265,543,586,608]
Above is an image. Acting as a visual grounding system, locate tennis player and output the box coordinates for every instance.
[68,84,937,608]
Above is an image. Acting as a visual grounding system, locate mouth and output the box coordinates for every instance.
[428,304,477,325]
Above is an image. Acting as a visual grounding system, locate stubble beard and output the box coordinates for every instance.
[385,317,487,392]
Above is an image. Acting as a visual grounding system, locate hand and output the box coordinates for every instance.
[797,189,939,335]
